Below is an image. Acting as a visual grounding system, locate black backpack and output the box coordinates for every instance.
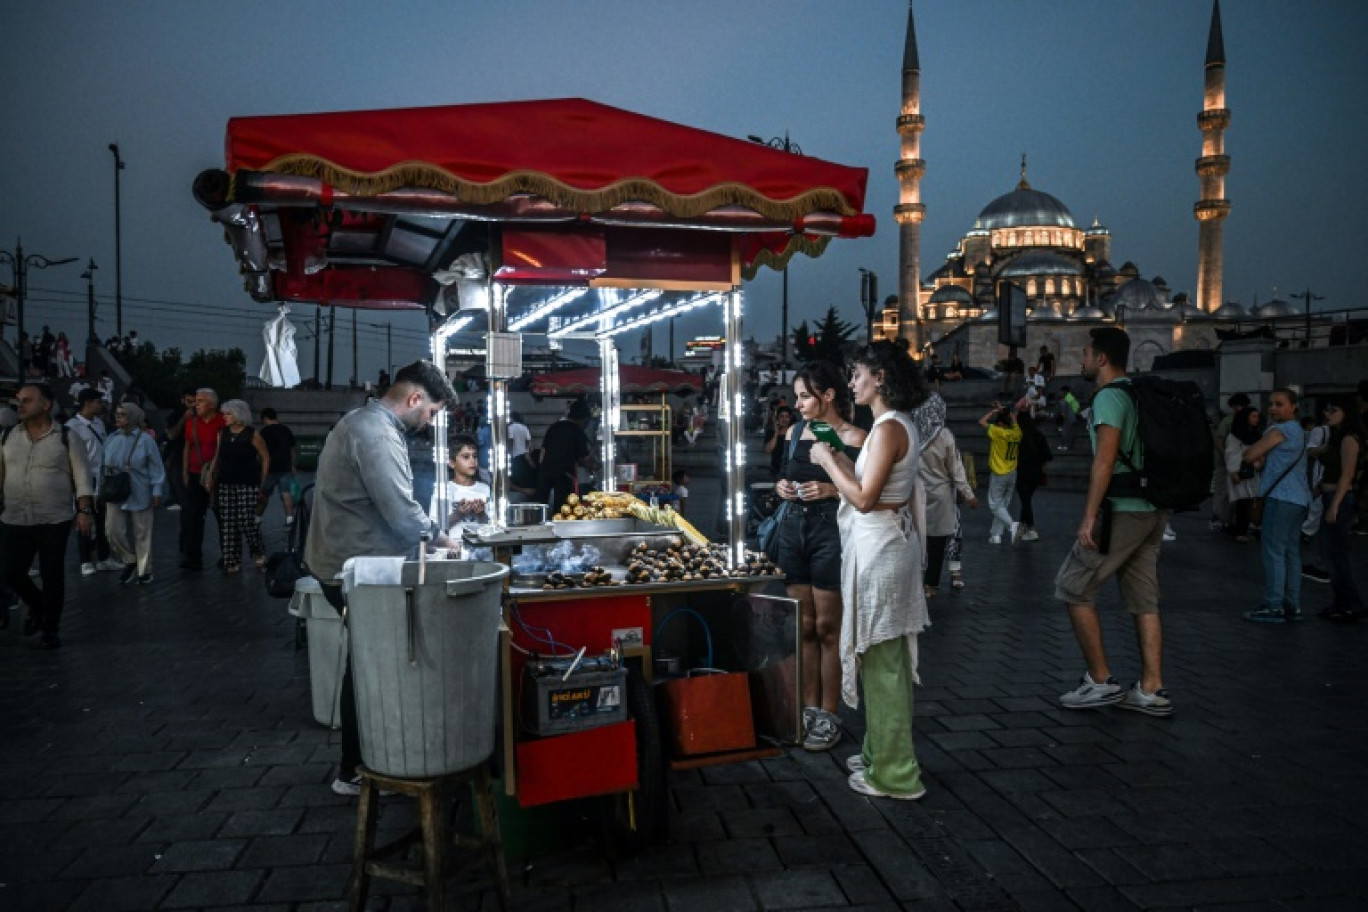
[263,483,314,598]
[1102,375,1214,512]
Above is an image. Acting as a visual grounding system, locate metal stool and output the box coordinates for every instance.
[348,764,510,911]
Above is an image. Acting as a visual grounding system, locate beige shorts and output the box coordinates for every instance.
[1054,510,1169,615]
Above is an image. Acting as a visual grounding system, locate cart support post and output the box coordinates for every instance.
[489,283,511,528]
[599,338,620,491]
[430,330,450,530]
[723,286,746,568]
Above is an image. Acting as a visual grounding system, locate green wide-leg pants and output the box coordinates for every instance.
[857,635,925,795]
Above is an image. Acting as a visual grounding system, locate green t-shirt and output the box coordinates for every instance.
[1089,378,1155,513]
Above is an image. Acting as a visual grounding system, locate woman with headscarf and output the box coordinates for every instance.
[1225,406,1263,542]
[912,393,977,597]
[206,400,270,573]
[102,402,166,584]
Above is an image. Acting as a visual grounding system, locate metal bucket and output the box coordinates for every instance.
[346,559,509,778]
[293,577,346,729]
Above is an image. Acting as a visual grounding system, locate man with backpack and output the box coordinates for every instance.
[1055,328,1173,717]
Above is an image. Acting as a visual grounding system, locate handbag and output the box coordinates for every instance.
[98,430,139,504]
[758,421,805,560]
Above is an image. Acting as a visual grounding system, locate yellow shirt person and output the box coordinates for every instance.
[987,423,1023,476]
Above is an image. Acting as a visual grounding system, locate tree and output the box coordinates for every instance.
[117,342,247,406]
[791,306,857,364]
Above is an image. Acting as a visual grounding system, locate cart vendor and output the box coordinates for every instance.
[304,360,459,797]
[535,398,598,510]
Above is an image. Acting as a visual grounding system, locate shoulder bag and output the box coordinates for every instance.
[758,420,805,560]
[98,430,139,505]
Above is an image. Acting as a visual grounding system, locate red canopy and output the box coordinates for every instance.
[530,366,703,397]
[197,98,874,310]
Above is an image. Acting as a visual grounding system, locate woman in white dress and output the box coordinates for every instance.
[810,342,930,800]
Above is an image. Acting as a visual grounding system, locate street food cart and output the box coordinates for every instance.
[194,97,874,846]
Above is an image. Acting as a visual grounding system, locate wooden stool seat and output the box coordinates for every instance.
[348,764,510,911]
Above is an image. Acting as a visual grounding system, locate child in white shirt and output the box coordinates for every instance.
[447,434,491,526]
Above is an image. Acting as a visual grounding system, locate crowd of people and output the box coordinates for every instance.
[14,325,143,379]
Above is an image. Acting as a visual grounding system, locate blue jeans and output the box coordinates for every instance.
[988,471,1017,538]
[1261,498,1308,612]
[1323,492,1364,612]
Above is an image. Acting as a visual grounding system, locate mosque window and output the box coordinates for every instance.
[1027,279,1038,296]
[946,307,958,318]
[1046,278,1056,295]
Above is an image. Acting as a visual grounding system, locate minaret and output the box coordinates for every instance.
[894,1,925,347]
[1194,0,1230,313]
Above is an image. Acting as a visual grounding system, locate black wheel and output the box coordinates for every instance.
[603,666,668,852]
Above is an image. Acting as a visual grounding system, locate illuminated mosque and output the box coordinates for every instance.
[876,0,1258,365]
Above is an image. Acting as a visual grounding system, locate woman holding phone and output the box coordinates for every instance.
[775,362,867,752]
[810,342,929,799]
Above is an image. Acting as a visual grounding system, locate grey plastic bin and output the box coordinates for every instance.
[346,559,508,778]
[291,577,346,730]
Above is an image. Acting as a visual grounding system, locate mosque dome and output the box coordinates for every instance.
[997,250,1083,278]
[977,185,1076,230]
[1211,300,1249,319]
[1112,277,1167,310]
[1069,303,1108,321]
[928,285,974,305]
[1031,301,1067,321]
[1254,298,1298,318]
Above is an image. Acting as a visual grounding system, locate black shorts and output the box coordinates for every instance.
[776,500,843,591]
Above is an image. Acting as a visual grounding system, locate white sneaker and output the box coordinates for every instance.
[97,558,126,572]
[988,535,1002,545]
[166,504,181,511]
[1162,526,1177,542]
[284,515,295,527]
[847,770,925,801]
[80,563,97,576]
[1020,529,1040,542]
[1009,522,1025,545]
[1059,672,1124,710]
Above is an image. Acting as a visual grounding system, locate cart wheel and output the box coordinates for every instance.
[604,667,668,852]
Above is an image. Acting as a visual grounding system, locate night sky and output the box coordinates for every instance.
[3,0,1364,380]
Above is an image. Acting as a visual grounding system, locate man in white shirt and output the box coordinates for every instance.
[507,412,532,460]
[67,389,122,575]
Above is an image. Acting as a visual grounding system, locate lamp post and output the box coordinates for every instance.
[747,131,801,370]
[108,143,125,337]
[81,259,99,346]
[1292,287,1324,348]
[0,241,78,380]
[859,268,880,345]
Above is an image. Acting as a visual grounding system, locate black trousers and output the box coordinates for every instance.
[1017,480,1039,528]
[320,583,363,777]
[180,472,217,564]
[924,534,949,588]
[76,497,111,564]
[2,520,73,636]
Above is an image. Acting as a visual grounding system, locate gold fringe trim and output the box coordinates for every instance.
[741,235,832,280]
[252,154,859,219]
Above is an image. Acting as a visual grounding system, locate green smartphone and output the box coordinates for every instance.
[808,420,844,451]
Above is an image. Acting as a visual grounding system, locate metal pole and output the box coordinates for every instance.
[599,337,619,491]
[488,283,510,528]
[724,286,746,569]
[326,305,335,389]
[15,242,25,380]
[351,308,358,387]
[108,144,124,337]
[83,259,98,345]
[386,323,392,377]
[313,305,321,383]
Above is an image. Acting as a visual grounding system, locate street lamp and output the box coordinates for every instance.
[109,143,125,337]
[1292,287,1324,348]
[81,259,99,347]
[747,131,802,369]
[0,241,78,380]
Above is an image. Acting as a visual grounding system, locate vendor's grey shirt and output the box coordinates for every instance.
[305,401,441,583]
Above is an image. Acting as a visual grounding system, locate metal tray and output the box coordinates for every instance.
[550,518,677,538]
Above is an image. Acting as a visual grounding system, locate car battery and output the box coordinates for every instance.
[520,654,628,736]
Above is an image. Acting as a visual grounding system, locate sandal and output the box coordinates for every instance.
[950,571,965,590]
[924,585,937,599]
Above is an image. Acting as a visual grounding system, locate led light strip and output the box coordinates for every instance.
[508,288,588,332]
[595,292,724,339]
[549,288,663,339]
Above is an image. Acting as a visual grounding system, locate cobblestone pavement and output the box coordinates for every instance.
[2,490,1366,911]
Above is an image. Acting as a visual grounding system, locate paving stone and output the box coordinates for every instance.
[720,805,804,838]
[59,842,160,879]
[751,868,847,909]
[696,836,784,874]
[772,833,864,868]
[659,873,757,912]
[159,869,264,908]
[138,812,231,843]
[149,837,246,873]
[238,833,329,868]
[253,862,351,903]
[217,807,305,838]
[67,874,178,912]
[848,830,949,903]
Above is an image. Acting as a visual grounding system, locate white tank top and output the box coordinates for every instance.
[854,410,920,504]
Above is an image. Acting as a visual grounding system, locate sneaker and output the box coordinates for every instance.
[331,775,361,797]
[988,535,1002,545]
[37,633,62,651]
[80,563,97,577]
[802,705,819,734]
[1059,672,1124,710]
[1162,526,1177,542]
[950,569,965,590]
[1301,565,1331,584]
[802,710,841,752]
[1020,528,1040,542]
[1243,606,1292,624]
[166,504,181,511]
[845,754,867,773]
[119,564,138,584]
[284,515,295,527]
[1117,683,1173,717]
[847,770,925,801]
[1009,522,1024,545]
[97,558,126,572]
[137,573,154,585]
